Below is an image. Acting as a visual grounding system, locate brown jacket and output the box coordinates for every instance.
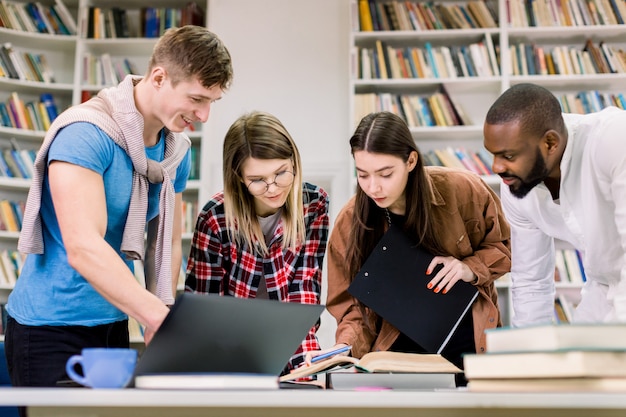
[326,167,511,358]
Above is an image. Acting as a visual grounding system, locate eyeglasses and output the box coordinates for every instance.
[246,171,295,196]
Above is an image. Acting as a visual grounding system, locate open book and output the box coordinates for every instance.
[280,351,461,382]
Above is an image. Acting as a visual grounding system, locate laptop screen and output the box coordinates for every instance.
[133,293,324,376]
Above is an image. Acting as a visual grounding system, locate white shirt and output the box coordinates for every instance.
[501,106,626,326]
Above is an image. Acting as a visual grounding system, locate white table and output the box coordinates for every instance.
[2,388,626,417]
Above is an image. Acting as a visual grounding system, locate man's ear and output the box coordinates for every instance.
[150,66,167,88]
[544,130,561,154]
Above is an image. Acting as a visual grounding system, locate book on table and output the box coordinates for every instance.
[347,223,478,354]
[463,349,626,380]
[465,323,626,392]
[134,373,279,390]
[280,351,461,383]
[327,370,456,390]
[485,323,626,353]
[468,377,626,393]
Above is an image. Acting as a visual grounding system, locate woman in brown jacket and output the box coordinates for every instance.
[311,111,511,385]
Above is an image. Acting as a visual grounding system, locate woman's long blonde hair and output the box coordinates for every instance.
[222,111,305,255]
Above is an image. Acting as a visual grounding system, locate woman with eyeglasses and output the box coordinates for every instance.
[185,111,330,373]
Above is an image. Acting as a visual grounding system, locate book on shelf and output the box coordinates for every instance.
[467,0,498,28]
[372,2,389,30]
[2,149,24,179]
[24,2,48,34]
[280,351,461,382]
[46,3,71,35]
[553,297,568,323]
[438,84,472,126]
[128,316,144,341]
[9,149,30,178]
[553,294,574,323]
[357,0,373,31]
[464,349,626,379]
[0,199,19,232]
[374,40,389,79]
[40,93,59,123]
[7,92,28,129]
[5,1,30,32]
[485,323,626,353]
[383,1,402,30]
[0,150,12,177]
[433,148,464,170]
[0,43,21,80]
[484,33,500,76]
[135,373,279,390]
[0,249,18,286]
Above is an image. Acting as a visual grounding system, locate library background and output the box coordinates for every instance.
[0,0,624,344]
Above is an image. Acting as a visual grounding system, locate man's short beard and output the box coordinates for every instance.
[509,147,549,199]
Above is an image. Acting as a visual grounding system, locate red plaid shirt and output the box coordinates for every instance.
[185,183,329,372]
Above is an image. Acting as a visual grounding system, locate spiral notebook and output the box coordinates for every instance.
[348,223,478,353]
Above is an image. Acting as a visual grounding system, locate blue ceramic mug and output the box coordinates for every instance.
[66,348,137,388]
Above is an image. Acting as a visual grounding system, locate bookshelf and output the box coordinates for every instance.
[0,0,210,341]
[350,0,626,325]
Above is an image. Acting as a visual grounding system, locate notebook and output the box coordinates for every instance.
[133,293,324,386]
[348,223,478,353]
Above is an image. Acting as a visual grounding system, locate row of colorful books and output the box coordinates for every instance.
[0,196,196,235]
[0,249,24,287]
[0,141,198,185]
[508,0,626,27]
[82,53,139,87]
[81,3,205,39]
[423,147,495,176]
[558,90,626,113]
[0,91,59,131]
[0,42,56,83]
[0,0,77,36]
[356,0,498,31]
[555,248,587,284]
[0,146,36,179]
[510,39,626,77]
[354,87,472,129]
[356,34,499,80]
[464,323,626,392]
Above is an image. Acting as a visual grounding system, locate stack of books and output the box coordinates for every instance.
[464,323,626,392]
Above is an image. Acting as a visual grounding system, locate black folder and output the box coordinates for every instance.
[348,224,478,353]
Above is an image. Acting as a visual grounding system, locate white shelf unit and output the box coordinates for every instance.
[350,0,626,325]
[0,0,210,338]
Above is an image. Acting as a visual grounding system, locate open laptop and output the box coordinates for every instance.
[133,293,324,380]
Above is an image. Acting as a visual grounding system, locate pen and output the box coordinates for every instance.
[311,345,352,363]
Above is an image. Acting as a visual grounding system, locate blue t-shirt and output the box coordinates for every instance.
[6,122,191,326]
